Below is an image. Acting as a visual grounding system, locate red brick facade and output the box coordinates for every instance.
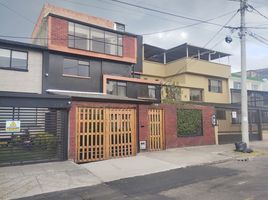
[68,102,216,160]
[47,16,137,64]
[138,104,216,150]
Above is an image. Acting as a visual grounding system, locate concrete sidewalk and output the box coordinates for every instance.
[81,144,236,182]
[1,141,267,200]
[0,161,101,200]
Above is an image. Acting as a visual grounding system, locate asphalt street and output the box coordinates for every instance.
[16,155,268,200]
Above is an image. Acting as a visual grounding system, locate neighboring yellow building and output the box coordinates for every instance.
[142,43,231,104]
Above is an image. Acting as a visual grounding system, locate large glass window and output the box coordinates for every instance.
[190,89,202,101]
[68,22,123,56]
[63,58,90,77]
[0,48,27,70]
[106,80,126,96]
[208,79,222,93]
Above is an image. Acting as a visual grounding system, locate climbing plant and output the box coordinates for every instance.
[177,109,203,137]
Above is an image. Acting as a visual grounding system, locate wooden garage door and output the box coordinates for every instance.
[148,109,164,151]
[76,107,136,163]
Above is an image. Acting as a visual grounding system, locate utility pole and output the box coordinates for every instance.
[240,0,249,146]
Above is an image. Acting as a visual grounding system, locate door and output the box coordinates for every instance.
[148,109,164,151]
[76,107,136,163]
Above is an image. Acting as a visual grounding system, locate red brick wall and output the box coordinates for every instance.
[68,102,216,160]
[138,104,216,150]
[123,36,136,60]
[48,16,137,64]
[50,17,68,47]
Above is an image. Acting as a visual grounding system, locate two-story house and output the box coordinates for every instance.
[142,43,231,104]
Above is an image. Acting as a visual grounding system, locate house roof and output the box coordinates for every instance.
[46,89,147,103]
[144,43,231,63]
[231,73,264,82]
[0,38,47,51]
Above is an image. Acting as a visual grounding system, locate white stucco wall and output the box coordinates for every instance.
[0,50,42,93]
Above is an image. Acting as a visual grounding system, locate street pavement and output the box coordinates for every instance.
[1,141,268,200]
[17,155,268,200]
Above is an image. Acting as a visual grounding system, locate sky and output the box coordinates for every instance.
[0,0,268,72]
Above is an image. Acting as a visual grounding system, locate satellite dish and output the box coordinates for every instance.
[225,36,233,43]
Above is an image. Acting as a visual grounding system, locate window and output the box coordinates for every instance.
[231,111,241,124]
[216,110,226,120]
[63,58,90,77]
[262,111,268,123]
[114,22,125,32]
[106,80,126,96]
[233,81,241,89]
[208,79,222,93]
[190,89,202,101]
[68,22,123,56]
[0,48,27,70]
[252,84,259,90]
[138,84,156,99]
[148,85,156,98]
[231,90,241,103]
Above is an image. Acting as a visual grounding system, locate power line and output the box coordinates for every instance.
[57,0,187,24]
[203,10,239,48]
[109,0,224,27]
[141,10,238,36]
[0,1,35,24]
[248,3,268,22]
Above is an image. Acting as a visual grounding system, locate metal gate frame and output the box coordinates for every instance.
[0,92,70,166]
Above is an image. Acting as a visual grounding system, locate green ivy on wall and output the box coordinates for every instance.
[177,109,203,137]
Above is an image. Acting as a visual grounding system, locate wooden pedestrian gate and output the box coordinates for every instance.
[148,109,164,151]
[76,107,136,163]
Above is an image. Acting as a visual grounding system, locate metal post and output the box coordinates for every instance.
[240,0,249,146]
[163,52,167,64]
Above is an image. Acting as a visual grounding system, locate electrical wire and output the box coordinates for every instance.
[109,0,224,27]
[0,1,35,24]
[203,10,239,48]
[141,10,238,36]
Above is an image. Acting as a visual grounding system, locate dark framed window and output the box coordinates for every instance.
[138,84,156,99]
[216,110,226,120]
[262,111,268,123]
[68,22,123,56]
[63,58,90,77]
[0,48,28,70]
[208,79,222,93]
[190,89,202,101]
[106,80,126,96]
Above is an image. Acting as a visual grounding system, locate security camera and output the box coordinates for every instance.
[225,36,233,43]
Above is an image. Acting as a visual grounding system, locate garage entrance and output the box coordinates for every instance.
[76,107,137,163]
